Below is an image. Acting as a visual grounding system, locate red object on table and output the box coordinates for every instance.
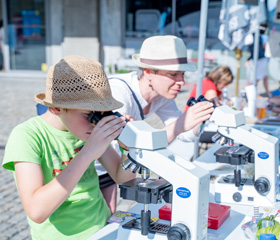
[158,203,172,221]
[208,202,231,229]
[158,202,230,230]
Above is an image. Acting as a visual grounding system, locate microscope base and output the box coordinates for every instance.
[214,178,275,207]
[117,219,167,240]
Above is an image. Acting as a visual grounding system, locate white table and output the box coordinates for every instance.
[89,184,251,240]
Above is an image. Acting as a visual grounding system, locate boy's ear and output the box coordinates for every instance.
[49,107,62,115]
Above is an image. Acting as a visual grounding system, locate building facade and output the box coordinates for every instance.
[0,0,227,74]
[1,0,116,71]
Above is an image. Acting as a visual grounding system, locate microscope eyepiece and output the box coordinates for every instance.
[187,95,217,108]
[88,111,128,140]
[197,95,208,102]
[88,111,128,124]
[197,95,217,108]
[186,97,198,107]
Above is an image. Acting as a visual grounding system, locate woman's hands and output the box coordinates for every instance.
[181,101,214,133]
[165,101,214,143]
[209,97,222,107]
[183,101,215,136]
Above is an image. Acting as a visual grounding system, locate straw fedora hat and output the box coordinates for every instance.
[132,35,196,72]
[35,55,123,111]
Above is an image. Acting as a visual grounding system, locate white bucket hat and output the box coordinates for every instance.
[132,35,196,72]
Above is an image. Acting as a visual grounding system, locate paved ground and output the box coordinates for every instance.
[0,72,278,240]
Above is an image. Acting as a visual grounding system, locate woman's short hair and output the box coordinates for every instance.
[207,65,233,86]
[137,67,158,79]
[137,68,144,79]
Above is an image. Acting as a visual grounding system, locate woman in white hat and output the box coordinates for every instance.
[95,35,215,213]
[110,35,214,143]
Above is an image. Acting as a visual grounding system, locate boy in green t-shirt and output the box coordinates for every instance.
[2,55,135,240]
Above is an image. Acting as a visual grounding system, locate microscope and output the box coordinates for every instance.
[194,98,279,207]
[117,121,210,240]
[88,111,210,240]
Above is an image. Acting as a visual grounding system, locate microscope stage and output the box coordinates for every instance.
[119,178,172,204]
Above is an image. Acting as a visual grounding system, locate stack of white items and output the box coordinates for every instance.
[243,85,257,117]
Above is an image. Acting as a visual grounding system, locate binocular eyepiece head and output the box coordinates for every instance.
[197,95,209,103]
[187,97,198,107]
[187,95,216,108]
[88,111,125,125]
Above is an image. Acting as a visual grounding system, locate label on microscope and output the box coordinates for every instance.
[257,152,269,159]
[176,187,191,198]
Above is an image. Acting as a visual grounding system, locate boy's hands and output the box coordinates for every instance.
[83,115,126,160]
[117,113,135,151]
[83,113,134,159]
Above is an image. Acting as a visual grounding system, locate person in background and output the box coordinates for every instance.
[2,55,135,239]
[184,65,233,112]
[246,24,271,97]
[95,35,215,212]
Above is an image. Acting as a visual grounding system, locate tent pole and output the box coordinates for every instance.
[235,48,242,97]
[193,0,209,160]
[171,0,176,35]
[252,0,261,87]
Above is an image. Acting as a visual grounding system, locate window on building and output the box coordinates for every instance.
[6,0,46,70]
[125,0,222,41]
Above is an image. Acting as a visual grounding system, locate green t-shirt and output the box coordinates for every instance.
[2,116,111,240]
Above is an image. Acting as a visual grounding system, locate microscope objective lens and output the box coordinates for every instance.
[141,168,150,180]
[133,166,140,173]
[228,139,234,146]
[219,137,227,145]
[211,133,221,143]
[129,163,139,173]
[121,159,132,170]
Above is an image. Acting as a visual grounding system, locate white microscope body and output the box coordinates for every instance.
[210,105,279,207]
[118,121,210,240]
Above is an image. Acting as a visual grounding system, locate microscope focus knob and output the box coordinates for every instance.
[254,177,270,195]
[232,192,242,202]
[167,223,190,240]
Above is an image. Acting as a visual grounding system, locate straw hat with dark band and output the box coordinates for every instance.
[35,55,123,111]
[132,35,196,72]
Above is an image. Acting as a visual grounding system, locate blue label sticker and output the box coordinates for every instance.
[176,187,191,198]
[258,152,269,159]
